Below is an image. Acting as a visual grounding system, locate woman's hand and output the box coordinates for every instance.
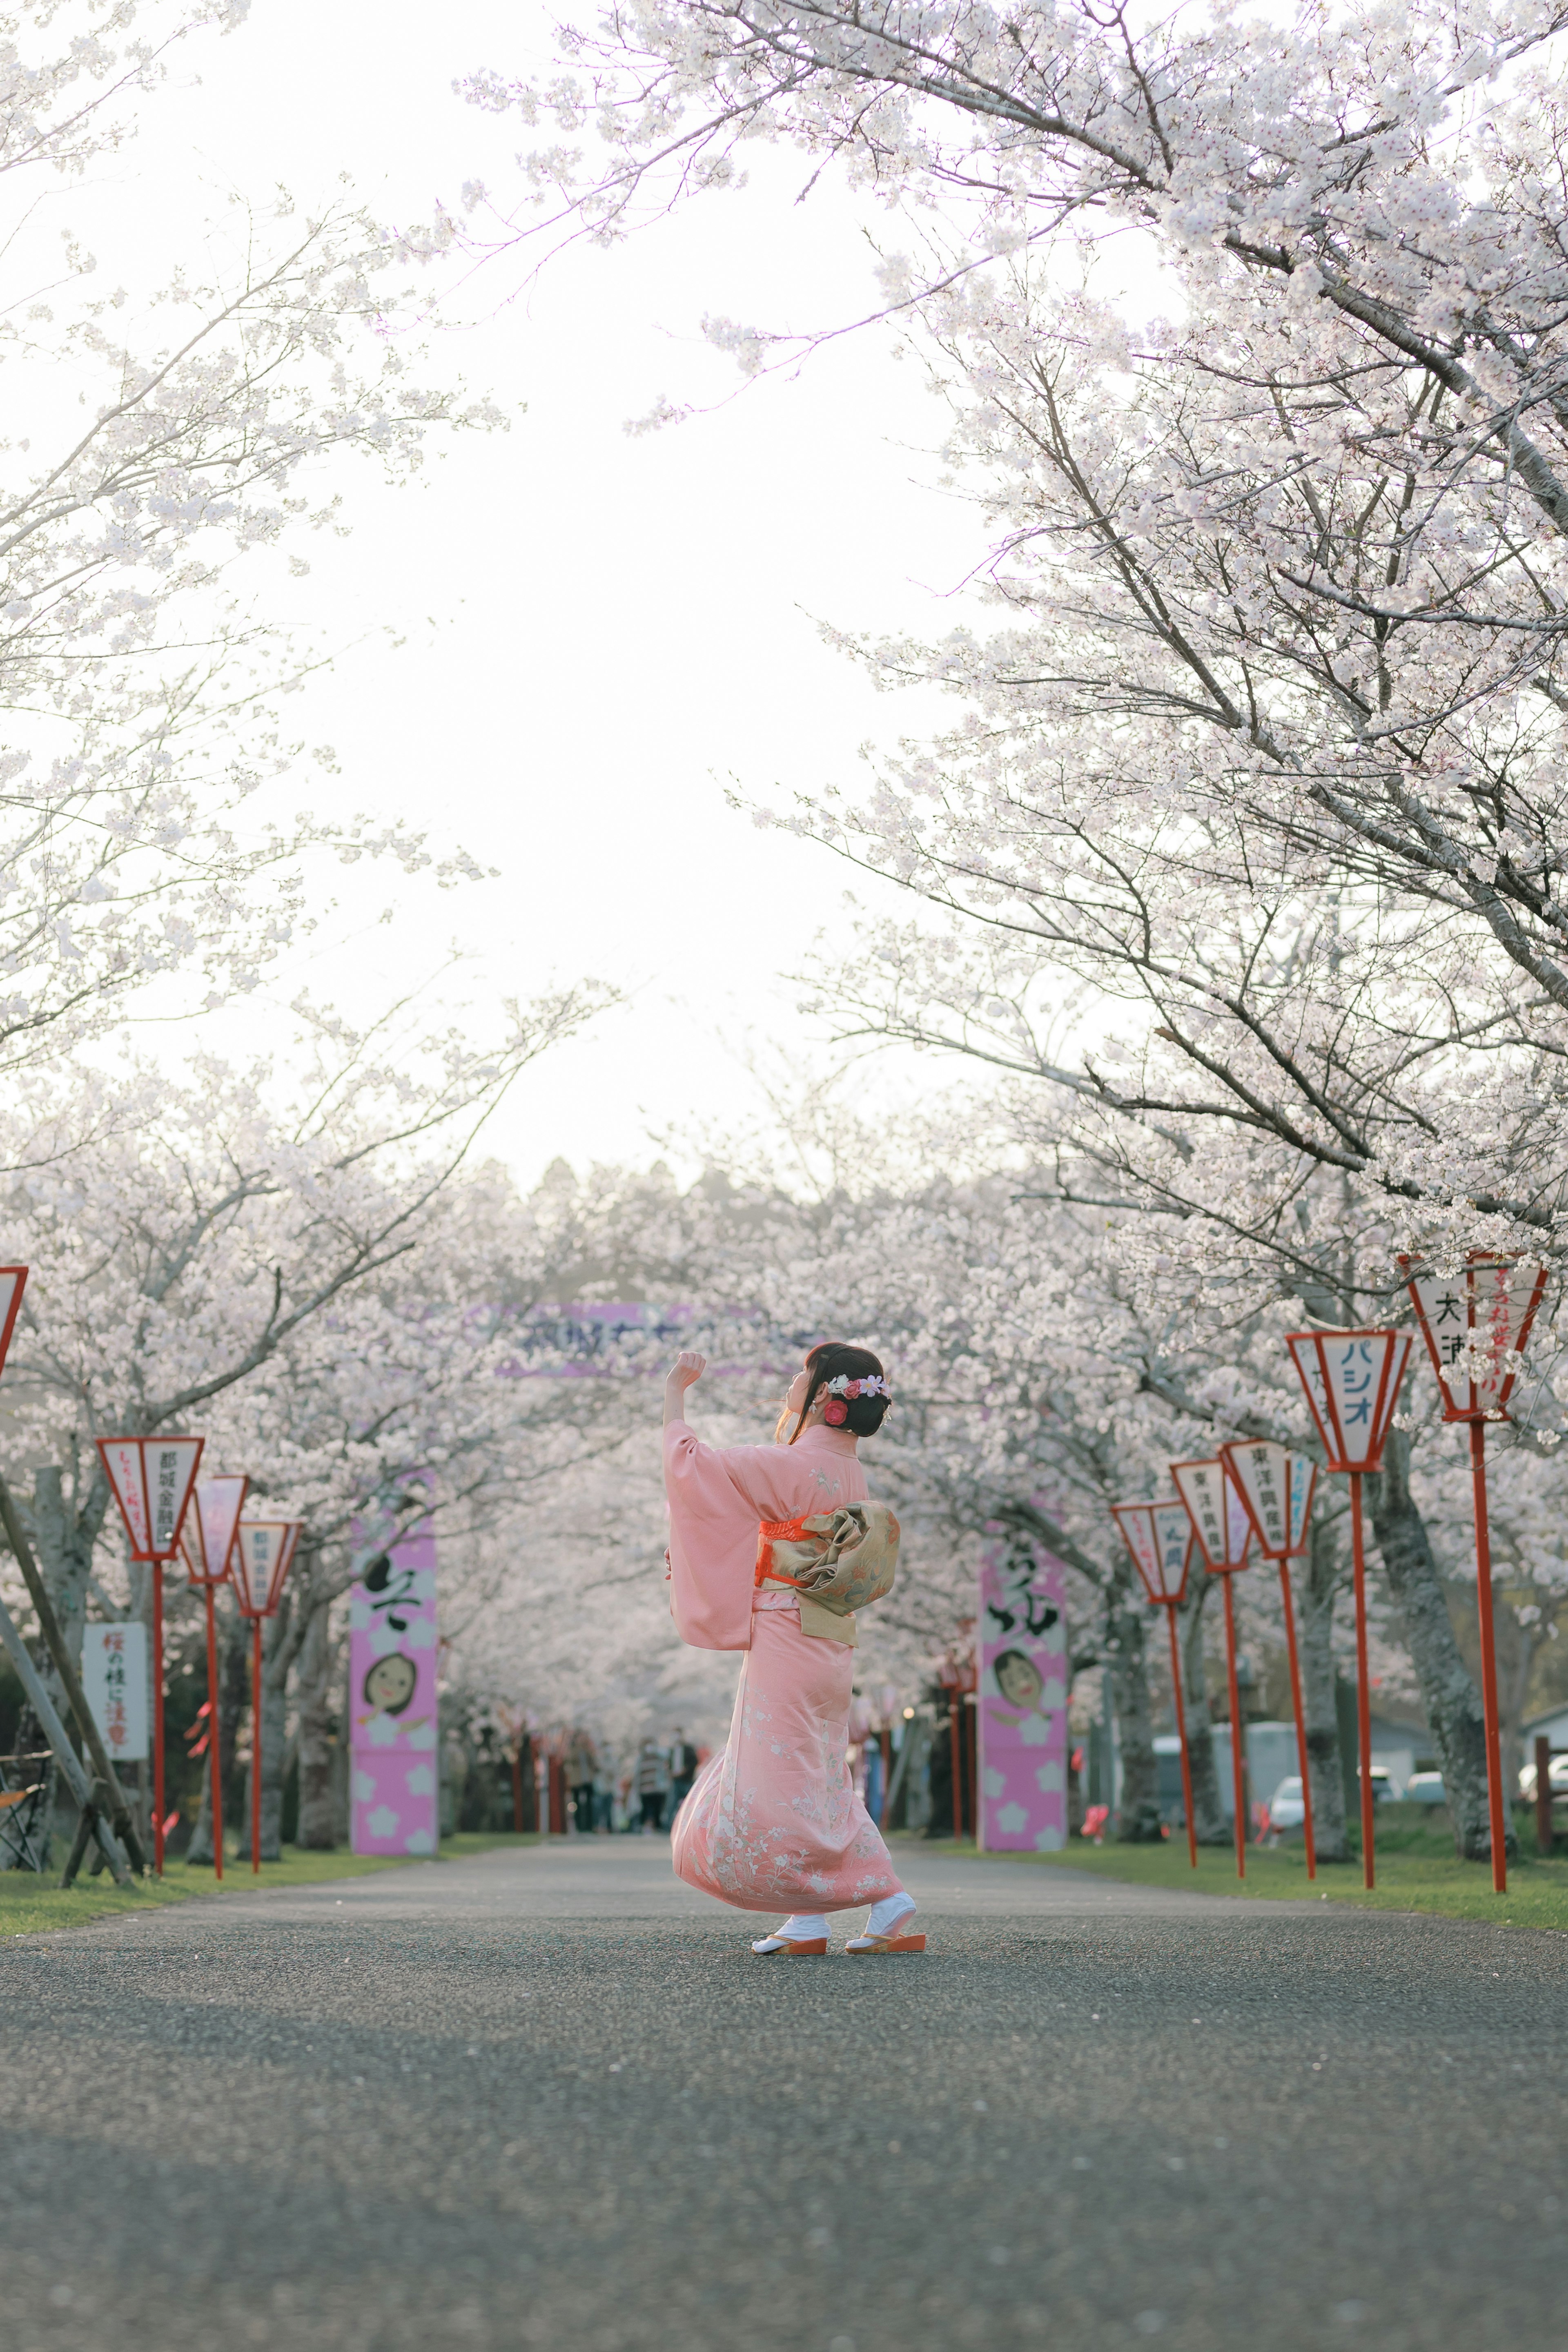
[664,1351,707,1426]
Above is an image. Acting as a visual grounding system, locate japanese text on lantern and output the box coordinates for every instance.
[1244,1445,1286,1552]
[976,1533,1067,1853]
[348,1521,439,1858]
[82,1623,149,1761]
[1185,1462,1227,1560]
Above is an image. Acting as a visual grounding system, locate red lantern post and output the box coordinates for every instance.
[231,1519,303,1873]
[1110,1497,1200,1867]
[1285,1329,1412,1889]
[96,1436,205,1875]
[1398,1255,1548,1895]
[1220,1442,1320,1879]
[176,1474,249,1883]
[0,1265,27,1370]
[1171,1458,1254,1877]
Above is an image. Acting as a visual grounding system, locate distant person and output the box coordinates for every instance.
[667,1728,698,1825]
[849,1686,875,1813]
[661,1340,924,1955]
[635,1737,668,1833]
[567,1729,596,1836]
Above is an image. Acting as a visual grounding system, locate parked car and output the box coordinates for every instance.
[1267,1774,1306,1830]
[1266,1767,1404,1828]
[1405,1770,1446,1805]
[1517,1752,1568,1806]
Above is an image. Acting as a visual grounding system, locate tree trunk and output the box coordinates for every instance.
[1177,1576,1229,1845]
[241,1601,292,1862]
[1495,1601,1534,1807]
[1295,1515,1350,1864]
[1105,1572,1162,1841]
[901,1709,934,1834]
[1366,1429,1511,1862]
[295,1597,341,1850]
[185,1599,248,1866]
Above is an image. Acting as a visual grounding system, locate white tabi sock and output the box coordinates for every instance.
[751,1912,831,1952]
[866,1892,917,1937]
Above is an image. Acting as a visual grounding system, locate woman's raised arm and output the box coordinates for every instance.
[663,1351,707,1428]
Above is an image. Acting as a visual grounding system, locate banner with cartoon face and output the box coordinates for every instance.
[349,1521,439,1857]
[977,1532,1068,1852]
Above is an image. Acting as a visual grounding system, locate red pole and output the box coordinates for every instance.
[510,1746,524,1833]
[1221,1575,1247,1879]
[151,1560,166,1878]
[1166,1603,1198,1870]
[204,1582,224,1882]
[251,1616,263,1875]
[1537,1735,1554,1859]
[1349,1471,1376,1890]
[1469,1419,1509,1895]
[880,1726,892,1827]
[1277,1561,1316,1881]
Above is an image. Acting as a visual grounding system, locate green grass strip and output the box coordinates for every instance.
[0,1829,541,1940]
[904,1829,1568,1930]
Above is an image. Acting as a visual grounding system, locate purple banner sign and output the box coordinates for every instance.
[349,1520,439,1857]
[976,1533,1068,1853]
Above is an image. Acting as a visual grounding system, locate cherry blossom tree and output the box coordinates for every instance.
[0,980,607,1839]
[0,2,499,1104]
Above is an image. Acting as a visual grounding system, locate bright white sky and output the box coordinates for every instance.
[83,0,1002,1187]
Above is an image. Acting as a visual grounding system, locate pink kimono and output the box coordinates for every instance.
[664,1422,906,1917]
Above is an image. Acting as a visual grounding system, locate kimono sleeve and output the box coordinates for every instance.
[662,1426,772,1652]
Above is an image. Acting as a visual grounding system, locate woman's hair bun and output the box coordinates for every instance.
[793,1340,891,1441]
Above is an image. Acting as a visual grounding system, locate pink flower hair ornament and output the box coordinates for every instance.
[818,1373,891,1427]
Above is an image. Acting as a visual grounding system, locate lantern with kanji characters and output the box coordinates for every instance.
[1171,1456,1253,1878]
[1285,1330,1412,1890]
[176,1475,249,1882]
[1400,1254,1546,1424]
[232,1520,303,1873]
[96,1435,205,1877]
[1398,1255,1549,1896]
[1221,1441,1319,1880]
[1111,1498,1200,1868]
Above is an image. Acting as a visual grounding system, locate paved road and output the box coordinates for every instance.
[0,1842,1561,2351]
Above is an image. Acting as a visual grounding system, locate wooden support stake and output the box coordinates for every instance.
[0,1474,147,1876]
[0,1589,132,1884]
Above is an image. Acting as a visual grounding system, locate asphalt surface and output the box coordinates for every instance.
[0,1842,1562,2352]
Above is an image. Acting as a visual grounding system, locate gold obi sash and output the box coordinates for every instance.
[754,1503,902,1648]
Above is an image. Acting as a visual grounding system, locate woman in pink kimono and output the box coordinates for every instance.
[663,1338,924,1956]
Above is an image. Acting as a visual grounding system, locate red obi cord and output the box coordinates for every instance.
[755,1514,812,1586]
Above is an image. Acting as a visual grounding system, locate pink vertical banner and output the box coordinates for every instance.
[349,1521,439,1857]
[977,1532,1069,1852]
